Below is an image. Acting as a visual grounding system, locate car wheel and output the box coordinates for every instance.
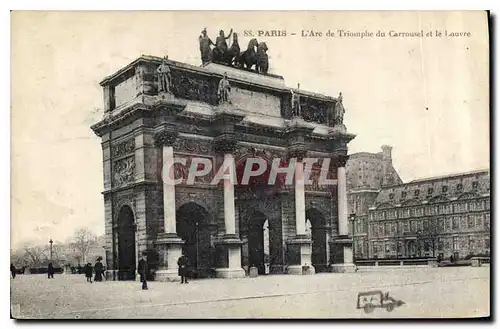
[386,303,395,312]
[364,303,375,314]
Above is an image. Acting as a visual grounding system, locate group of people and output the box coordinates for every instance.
[84,258,105,283]
[137,252,190,290]
[11,252,192,290]
[10,262,56,279]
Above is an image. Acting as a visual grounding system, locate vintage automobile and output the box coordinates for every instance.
[356,290,405,313]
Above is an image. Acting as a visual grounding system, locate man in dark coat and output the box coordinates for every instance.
[47,263,55,279]
[10,264,16,279]
[84,263,93,283]
[138,254,148,290]
[177,253,189,284]
[94,259,104,282]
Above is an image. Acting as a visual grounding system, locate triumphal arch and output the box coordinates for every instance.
[91,37,356,281]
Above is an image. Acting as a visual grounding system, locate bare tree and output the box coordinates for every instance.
[70,228,98,264]
[23,244,48,267]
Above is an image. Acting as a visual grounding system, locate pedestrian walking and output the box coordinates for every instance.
[84,263,93,283]
[138,253,148,290]
[10,264,16,279]
[94,258,104,282]
[47,263,55,279]
[177,253,189,284]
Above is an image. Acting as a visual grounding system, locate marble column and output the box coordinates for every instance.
[154,130,184,282]
[214,141,245,279]
[337,165,348,236]
[163,145,177,234]
[286,156,314,275]
[223,153,237,235]
[331,155,356,273]
[294,161,306,236]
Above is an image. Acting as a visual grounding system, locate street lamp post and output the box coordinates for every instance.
[49,239,53,263]
[349,213,356,262]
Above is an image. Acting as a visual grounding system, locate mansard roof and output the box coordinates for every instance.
[373,169,490,207]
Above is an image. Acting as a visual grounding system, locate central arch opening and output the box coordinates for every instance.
[247,211,269,275]
[176,202,213,278]
[117,205,136,280]
[306,208,328,273]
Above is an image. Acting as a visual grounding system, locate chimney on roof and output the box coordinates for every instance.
[381,145,393,186]
[381,145,392,161]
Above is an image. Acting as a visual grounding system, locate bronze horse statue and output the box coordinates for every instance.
[237,38,259,71]
[208,36,269,74]
[256,42,269,74]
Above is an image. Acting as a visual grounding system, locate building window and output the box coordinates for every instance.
[453,237,459,251]
[484,213,490,229]
[468,236,473,249]
[467,215,474,229]
[452,217,459,230]
[414,207,424,217]
[379,224,384,236]
[427,187,434,195]
[476,200,484,211]
[444,238,451,250]
[454,202,467,213]
[475,214,483,228]
[442,185,448,193]
[397,241,404,255]
[385,223,390,236]
[385,243,391,255]
[456,183,463,192]
[485,238,490,249]
[445,218,451,231]
[400,208,410,218]
[372,242,378,254]
[389,193,395,200]
[411,220,417,232]
[404,221,410,233]
[438,238,443,250]
[423,219,429,230]
[415,189,420,197]
[472,181,479,190]
[439,218,445,232]
[401,191,407,199]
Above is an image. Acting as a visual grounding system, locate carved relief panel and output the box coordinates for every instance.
[113,157,136,188]
[171,70,218,105]
[300,98,329,125]
[111,138,136,188]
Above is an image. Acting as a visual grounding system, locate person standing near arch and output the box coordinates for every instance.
[10,263,16,279]
[47,263,55,279]
[138,253,148,290]
[177,252,189,284]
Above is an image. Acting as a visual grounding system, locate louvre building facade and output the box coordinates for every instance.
[347,147,490,260]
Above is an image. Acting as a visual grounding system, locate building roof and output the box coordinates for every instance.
[373,168,490,208]
[346,147,402,190]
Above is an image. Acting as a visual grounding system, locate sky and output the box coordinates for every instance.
[10,11,489,248]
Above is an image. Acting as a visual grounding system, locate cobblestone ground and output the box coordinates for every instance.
[11,267,489,319]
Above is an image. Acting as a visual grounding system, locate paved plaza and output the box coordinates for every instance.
[11,267,489,319]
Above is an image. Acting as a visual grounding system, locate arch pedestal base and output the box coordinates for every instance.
[215,236,246,279]
[155,233,184,282]
[285,236,315,275]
